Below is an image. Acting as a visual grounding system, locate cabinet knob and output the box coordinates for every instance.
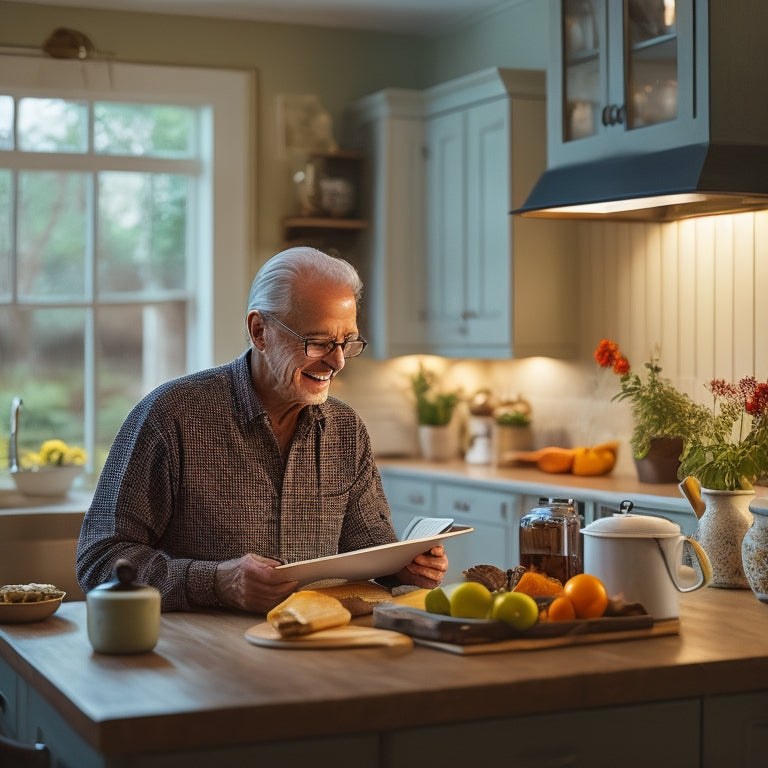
[407,493,425,505]
[601,104,627,127]
[453,501,471,512]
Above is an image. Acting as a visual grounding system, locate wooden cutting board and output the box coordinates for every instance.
[372,603,679,655]
[244,622,414,650]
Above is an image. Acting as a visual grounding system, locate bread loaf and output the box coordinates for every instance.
[267,591,351,637]
[311,581,393,616]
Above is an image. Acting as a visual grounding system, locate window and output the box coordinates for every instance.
[0,57,253,483]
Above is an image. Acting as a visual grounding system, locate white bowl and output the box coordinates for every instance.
[11,465,82,497]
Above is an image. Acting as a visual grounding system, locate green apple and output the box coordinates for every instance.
[424,585,452,615]
[448,582,493,619]
[490,591,539,630]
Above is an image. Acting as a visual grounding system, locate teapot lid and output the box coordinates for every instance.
[582,512,681,538]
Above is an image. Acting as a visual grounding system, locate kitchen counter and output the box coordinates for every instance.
[2,588,768,766]
[376,457,722,511]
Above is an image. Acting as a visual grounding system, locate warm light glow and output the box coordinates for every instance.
[664,0,676,28]
[548,193,709,215]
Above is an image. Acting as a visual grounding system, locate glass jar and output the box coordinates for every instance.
[519,498,584,584]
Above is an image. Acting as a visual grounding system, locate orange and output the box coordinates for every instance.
[545,595,576,622]
[563,573,609,619]
[512,571,564,598]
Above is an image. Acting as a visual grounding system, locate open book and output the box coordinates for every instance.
[275,517,472,587]
[400,516,456,540]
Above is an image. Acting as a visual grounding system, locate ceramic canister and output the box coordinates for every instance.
[86,560,161,654]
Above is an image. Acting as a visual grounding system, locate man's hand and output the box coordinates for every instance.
[395,545,448,589]
[214,553,297,614]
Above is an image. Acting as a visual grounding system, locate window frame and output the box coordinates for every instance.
[0,55,254,478]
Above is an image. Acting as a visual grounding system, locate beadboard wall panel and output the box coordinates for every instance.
[578,211,767,404]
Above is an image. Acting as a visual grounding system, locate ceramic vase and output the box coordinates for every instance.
[696,488,755,588]
[417,424,458,462]
[742,498,768,604]
[633,437,683,484]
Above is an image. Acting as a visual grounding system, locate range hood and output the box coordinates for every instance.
[513,142,768,222]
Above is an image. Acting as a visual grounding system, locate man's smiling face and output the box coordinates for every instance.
[261,278,359,406]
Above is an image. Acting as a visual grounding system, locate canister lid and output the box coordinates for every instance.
[750,496,768,516]
[581,513,681,538]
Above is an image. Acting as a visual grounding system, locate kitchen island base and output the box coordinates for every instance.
[2,590,768,767]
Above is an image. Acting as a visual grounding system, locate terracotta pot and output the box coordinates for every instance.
[633,437,683,484]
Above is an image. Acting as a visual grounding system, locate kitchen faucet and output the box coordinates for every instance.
[9,395,22,472]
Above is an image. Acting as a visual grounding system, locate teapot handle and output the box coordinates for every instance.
[656,537,713,592]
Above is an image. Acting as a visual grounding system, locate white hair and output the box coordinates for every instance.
[246,247,363,320]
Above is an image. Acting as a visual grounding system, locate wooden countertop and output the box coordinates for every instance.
[2,588,768,756]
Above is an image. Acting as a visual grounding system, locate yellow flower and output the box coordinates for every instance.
[39,439,69,465]
[22,440,88,468]
[64,446,87,466]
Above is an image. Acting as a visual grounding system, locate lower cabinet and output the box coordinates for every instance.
[384,698,702,768]
[702,691,768,768]
[381,474,434,540]
[434,483,517,581]
[381,471,522,582]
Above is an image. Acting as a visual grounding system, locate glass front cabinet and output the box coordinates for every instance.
[548,0,708,167]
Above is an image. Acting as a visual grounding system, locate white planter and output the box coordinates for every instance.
[417,425,458,462]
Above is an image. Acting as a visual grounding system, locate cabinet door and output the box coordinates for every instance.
[381,473,434,540]
[425,110,467,348]
[703,691,768,768]
[435,484,516,581]
[425,99,513,355]
[550,0,703,167]
[463,99,511,348]
[353,101,428,358]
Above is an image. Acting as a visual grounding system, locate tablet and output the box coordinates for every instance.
[274,526,473,587]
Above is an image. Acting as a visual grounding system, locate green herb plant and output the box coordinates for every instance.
[411,364,460,427]
[595,339,709,461]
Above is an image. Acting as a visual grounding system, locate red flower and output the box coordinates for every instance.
[746,382,768,417]
[594,339,630,375]
[613,357,630,375]
[706,378,739,401]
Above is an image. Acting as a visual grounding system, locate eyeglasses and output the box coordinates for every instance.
[262,312,367,359]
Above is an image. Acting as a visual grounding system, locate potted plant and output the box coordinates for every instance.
[493,399,534,465]
[677,376,768,589]
[594,339,709,483]
[410,364,460,461]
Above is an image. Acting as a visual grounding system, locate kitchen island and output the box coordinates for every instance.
[1,588,768,767]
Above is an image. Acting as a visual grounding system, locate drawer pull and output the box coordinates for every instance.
[0,733,50,768]
[407,493,425,505]
[453,501,470,512]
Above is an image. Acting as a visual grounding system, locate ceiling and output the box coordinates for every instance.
[4,0,512,36]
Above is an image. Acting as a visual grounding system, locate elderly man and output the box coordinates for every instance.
[76,247,448,612]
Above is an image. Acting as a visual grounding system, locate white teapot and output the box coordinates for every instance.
[581,507,712,620]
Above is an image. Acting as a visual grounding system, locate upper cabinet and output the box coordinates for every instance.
[346,89,428,359]
[349,68,578,360]
[550,0,703,167]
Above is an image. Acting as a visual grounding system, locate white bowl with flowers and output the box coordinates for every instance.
[11,439,87,497]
